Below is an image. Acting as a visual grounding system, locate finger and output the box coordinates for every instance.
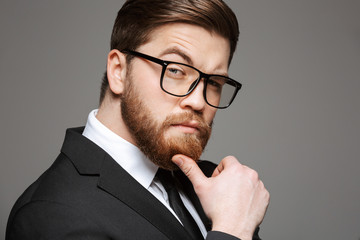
[212,161,224,177]
[172,154,207,186]
[212,156,239,177]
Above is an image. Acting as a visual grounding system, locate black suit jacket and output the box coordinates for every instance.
[6,127,261,240]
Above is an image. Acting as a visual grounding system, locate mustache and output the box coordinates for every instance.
[162,111,212,135]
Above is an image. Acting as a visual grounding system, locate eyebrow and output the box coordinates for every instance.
[158,47,229,77]
[158,47,194,66]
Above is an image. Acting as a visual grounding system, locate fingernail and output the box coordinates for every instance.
[172,156,183,167]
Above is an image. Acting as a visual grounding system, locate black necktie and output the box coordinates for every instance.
[156,168,204,240]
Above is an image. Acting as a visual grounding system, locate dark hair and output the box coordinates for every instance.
[100,0,239,104]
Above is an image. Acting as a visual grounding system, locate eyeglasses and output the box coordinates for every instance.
[121,49,242,109]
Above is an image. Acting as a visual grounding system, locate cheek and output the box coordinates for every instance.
[204,108,217,125]
[136,82,175,123]
[130,59,163,94]
[131,68,167,106]
[137,80,180,117]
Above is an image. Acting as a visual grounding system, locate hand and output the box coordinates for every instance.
[172,154,270,240]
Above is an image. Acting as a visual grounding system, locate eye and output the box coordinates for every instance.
[166,64,187,79]
[208,78,224,89]
[208,80,220,88]
[168,68,183,75]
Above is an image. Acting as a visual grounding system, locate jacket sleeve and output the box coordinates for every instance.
[206,227,261,240]
[206,231,241,240]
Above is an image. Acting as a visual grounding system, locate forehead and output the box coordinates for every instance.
[137,23,231,73]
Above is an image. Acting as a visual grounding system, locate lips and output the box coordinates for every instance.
[170,120,200,133]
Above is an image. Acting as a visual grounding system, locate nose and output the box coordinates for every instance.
[179,80,206,112]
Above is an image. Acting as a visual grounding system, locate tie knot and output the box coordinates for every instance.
[156,168,177,192]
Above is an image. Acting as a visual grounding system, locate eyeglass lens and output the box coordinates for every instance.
[162,63,237,108]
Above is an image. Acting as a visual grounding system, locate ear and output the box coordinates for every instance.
[107,49,127,95]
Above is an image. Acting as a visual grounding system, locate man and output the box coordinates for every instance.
[6,0,269,239]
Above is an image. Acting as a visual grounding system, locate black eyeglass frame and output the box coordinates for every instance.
[121,49,242,109]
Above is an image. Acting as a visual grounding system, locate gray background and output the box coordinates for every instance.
[1,0,359,239]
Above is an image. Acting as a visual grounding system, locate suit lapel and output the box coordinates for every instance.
[98,155,191,240]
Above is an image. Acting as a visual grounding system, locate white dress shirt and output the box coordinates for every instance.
[82,109,207,237]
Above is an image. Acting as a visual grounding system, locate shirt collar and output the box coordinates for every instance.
[82,109,158,189]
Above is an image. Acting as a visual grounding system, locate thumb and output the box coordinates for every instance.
[172,154,207,186]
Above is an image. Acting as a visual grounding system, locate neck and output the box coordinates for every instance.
[97,95,137,146]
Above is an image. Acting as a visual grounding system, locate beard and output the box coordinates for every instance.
[120,75,212,171]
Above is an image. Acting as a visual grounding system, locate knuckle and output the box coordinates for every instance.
[260,181,270,200]
[223,155,238,165]
[248,168,259,181]
[259,180,265,189]
[231,164,241,174]
[183,164,193,177]
[223,155,236,161]
[263,185,269,195]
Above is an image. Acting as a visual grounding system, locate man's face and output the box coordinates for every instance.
[121,23,231,170]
